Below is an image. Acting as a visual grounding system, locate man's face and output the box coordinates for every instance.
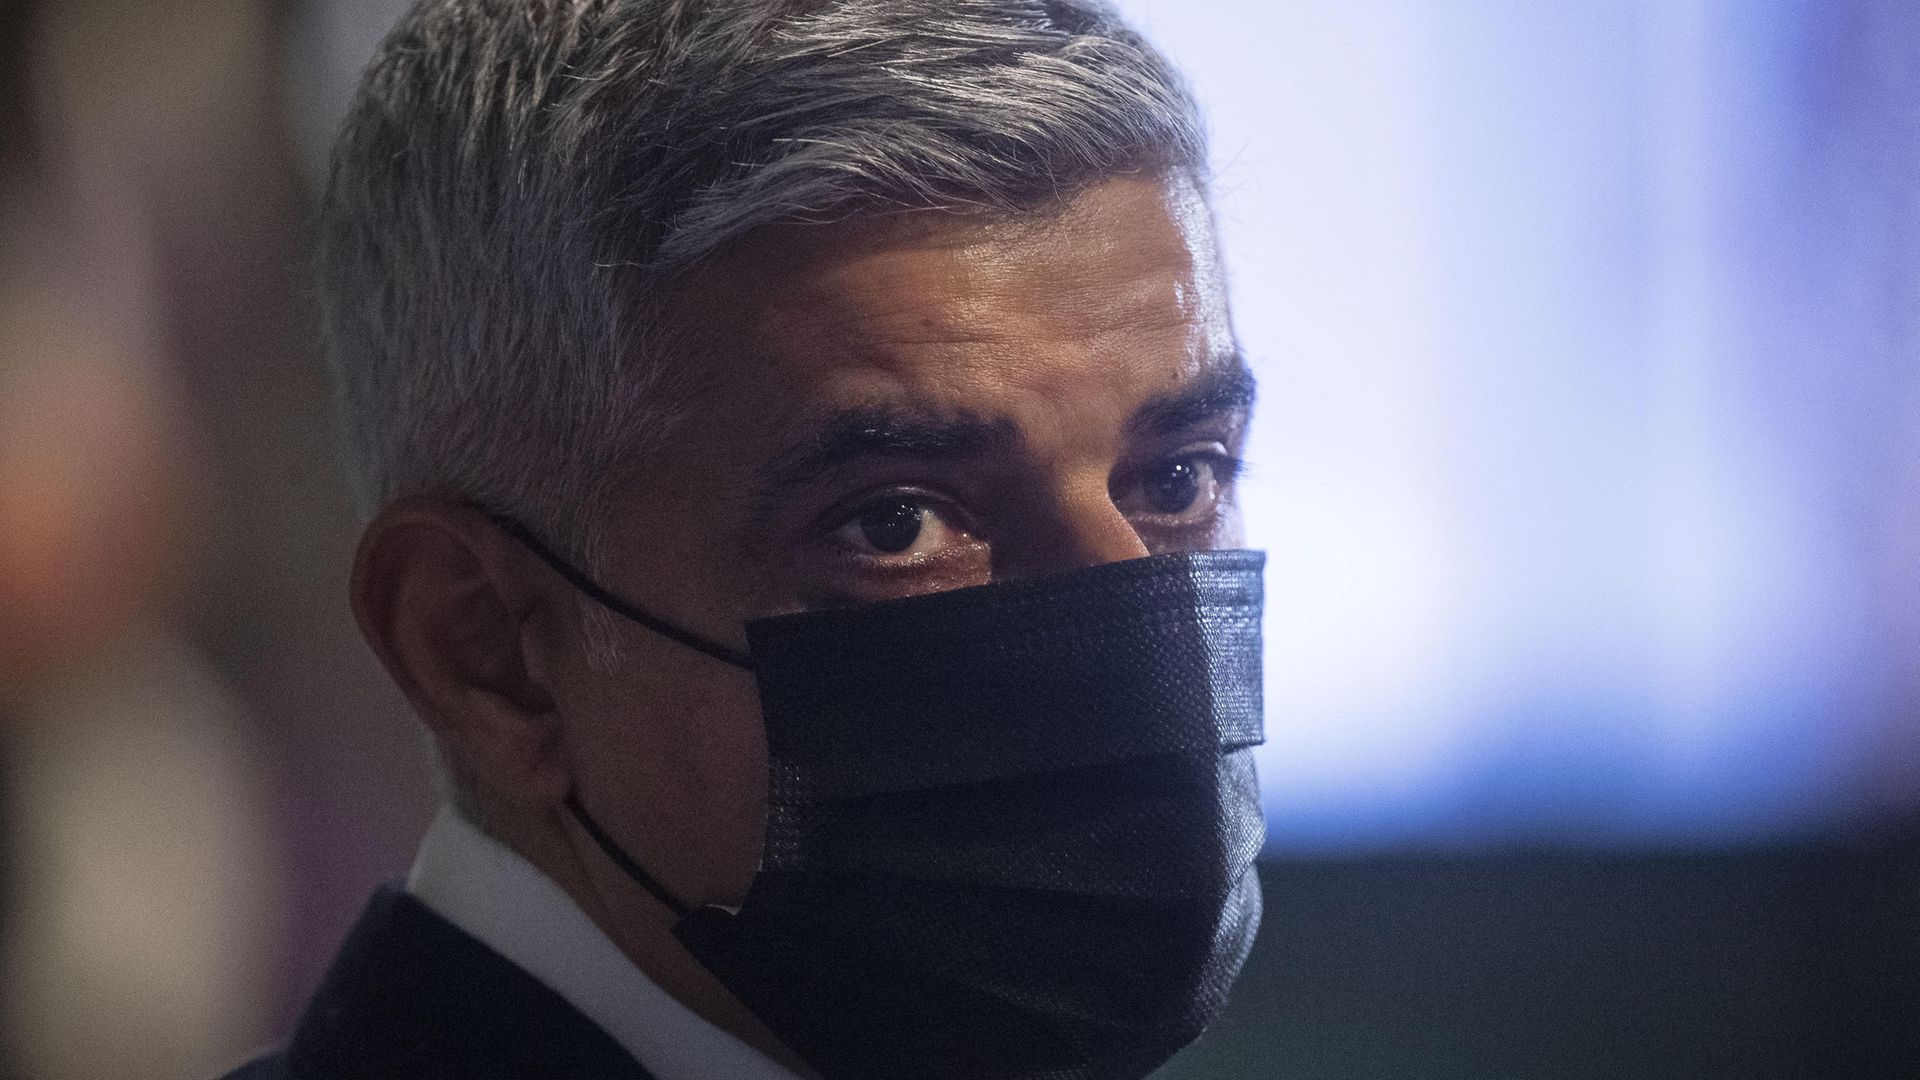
[555,172,1253,907]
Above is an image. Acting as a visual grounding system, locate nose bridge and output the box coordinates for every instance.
[990,467,1149,580]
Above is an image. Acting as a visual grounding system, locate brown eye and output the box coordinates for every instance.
[856,500,924,553]
[830,497,961,561]
[1115,452,1237,526]
[1143,459,1203,514]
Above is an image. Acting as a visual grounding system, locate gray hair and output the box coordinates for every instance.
[323,0,1208,576]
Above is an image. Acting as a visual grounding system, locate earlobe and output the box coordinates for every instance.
[350,498,572,811]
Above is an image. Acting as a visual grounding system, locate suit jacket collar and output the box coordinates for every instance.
[403,807,801,1080]
[285,885,657,1080]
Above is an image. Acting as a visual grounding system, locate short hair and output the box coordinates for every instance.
[322,0,1208,568]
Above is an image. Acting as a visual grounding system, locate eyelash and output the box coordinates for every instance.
[1167,449,1245,487]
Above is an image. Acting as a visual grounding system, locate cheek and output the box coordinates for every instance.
[1213,499,1247,549]
[574,650,771,902]
[661,675,770,899]
[681,683,772,896]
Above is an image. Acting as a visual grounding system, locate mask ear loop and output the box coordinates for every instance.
[475,507,753,918]
[478,509,757,671]
[564,791,695,920]
[474,507,756,914]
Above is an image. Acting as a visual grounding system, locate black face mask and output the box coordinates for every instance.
[496,516,1266,1080]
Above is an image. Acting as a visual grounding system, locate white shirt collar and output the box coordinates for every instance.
[406,805,803,1080]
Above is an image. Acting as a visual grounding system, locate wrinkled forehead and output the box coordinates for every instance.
[667,171,1234,422]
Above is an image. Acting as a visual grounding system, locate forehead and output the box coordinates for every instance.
[670,172,1233,451]
[652,172,1236,495]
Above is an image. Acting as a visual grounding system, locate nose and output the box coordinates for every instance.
[989,478,1151,581]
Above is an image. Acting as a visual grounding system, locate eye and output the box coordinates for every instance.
[830,497,961,560]
[1116,452,1238,524]
[1144,459,1205,514]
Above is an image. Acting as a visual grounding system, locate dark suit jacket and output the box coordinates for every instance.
[223,885,658,1080]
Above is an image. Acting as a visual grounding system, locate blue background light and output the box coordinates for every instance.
[1113,0,1920,850]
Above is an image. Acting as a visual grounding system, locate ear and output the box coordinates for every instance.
[350,497,573,814]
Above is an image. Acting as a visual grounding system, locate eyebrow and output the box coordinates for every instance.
[754,407,1021,495]
[750,350,1256,500]
[1126,352,1258,439]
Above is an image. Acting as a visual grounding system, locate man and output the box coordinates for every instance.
[231,1,1266,1077]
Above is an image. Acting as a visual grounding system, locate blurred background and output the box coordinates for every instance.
[0,1,1912,1078]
